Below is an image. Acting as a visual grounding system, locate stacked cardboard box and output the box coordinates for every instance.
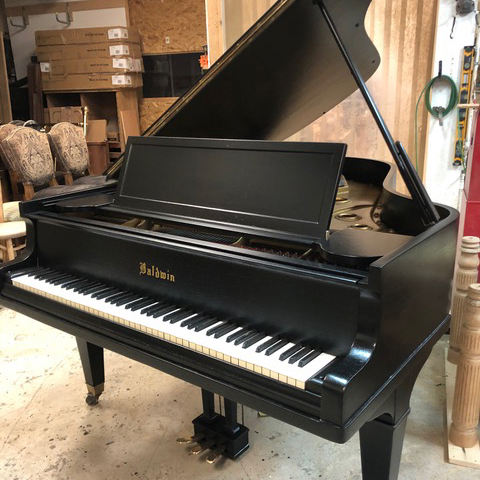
[36,26,143,92]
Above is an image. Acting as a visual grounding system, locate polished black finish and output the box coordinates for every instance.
[76,338,104,390]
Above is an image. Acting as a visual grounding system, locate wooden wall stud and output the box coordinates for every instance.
[448,236,480,364]
[449,283,480,448]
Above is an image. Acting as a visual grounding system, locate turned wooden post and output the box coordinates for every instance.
[449,283,480,448]
[448,236,480,364]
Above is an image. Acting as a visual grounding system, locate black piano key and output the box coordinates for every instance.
[140,302,165,315]
[64,279,90,291]
[213,323,238,339]
[102,290,127,302]
[124,297,151,311]
[94,288,120,300]
[151,305,176,318]
[104,291,130,304]
[45,272,70,284]
[288,346,312,365]
[180,314,201,328]
[234,330,257,346]
[37,270,60,281]
[194,317,219,332]
[129,298,155,312]
[34,269,53,279]
[298,350,321,368]
[242,332,266,349]
[115,294,141,307]
[163,309,187,322]
[256,337,279,353]
[187,315,211,330]
[167,310,194,324]
[61,277,83,288]
[77,282,102,294]
[205,322,227,337]
[52,275,76,286]
[28,267,49,277]
[84,284,109,296]
[265,339,289,356]
[73,281,98,293]
[226,328,247,343]
[279,344,303,361]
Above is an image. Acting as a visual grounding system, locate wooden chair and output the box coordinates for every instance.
[1,126,91,200]
[48,122,115,188]
[0,178,26,262]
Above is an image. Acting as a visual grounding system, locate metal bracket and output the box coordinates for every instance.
[55,4,72,26]
[9,8,29,31]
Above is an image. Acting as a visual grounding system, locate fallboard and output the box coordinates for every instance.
[34,218,359,356]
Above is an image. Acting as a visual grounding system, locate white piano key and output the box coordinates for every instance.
[12,272,335,389]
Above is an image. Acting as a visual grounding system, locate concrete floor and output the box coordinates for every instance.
[0,307,478,480]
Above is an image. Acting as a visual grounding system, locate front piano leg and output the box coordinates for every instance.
[359,367,421,480]
[76,338,105,406]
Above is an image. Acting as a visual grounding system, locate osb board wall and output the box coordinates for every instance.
[139,97,177,132]
[128,0,207,54]
[223,0,437,181]
[129,0,206,131]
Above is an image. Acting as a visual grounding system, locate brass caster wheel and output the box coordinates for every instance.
[85,392,100,406]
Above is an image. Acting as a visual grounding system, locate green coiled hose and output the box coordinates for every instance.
[415,75,458,170]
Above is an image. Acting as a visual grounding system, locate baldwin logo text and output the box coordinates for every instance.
[139,262,175,282]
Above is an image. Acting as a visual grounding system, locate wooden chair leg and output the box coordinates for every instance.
[9,170,22,201]
[449,283,480,448]
[448,237,480,364]
[63,172,74,185]
[5,238,14,262]
[49,177,59,187]
[23,182,34,201]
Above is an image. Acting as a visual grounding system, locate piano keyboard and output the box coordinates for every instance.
[11,268,336,390]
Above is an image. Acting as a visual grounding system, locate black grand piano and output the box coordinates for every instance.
[0,1,457,479]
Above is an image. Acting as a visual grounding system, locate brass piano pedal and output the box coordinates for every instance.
[206,444,226,464]
[191,439,215,455]
[176,433,204,445]
[257,412,268,418]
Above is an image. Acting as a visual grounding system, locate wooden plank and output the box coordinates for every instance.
[0,34,12,123]
[115,89,139,147]
[205,0,225,66]
[445,348,480,469]
[6,0,125,17]
[119,109,140,143]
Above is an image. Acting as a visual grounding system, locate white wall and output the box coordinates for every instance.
[424,0,477,209]
[6,0,127,79]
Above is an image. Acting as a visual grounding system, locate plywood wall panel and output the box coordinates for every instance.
[222,0,437,180]
[139,97,177,132]
[129,0,207,54]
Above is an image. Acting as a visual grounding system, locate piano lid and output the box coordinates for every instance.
[113,136,346,242]
[107,0,378,177]
[148,0,378,140]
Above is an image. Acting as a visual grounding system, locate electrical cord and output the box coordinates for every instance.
[415,75,458,170]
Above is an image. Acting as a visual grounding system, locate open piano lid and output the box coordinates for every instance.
[113,136,346,243]
[107,0,378,177]
[146,0,379,140]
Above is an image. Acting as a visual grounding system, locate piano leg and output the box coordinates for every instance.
[359,366,422,480]
[76,337,105,406]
